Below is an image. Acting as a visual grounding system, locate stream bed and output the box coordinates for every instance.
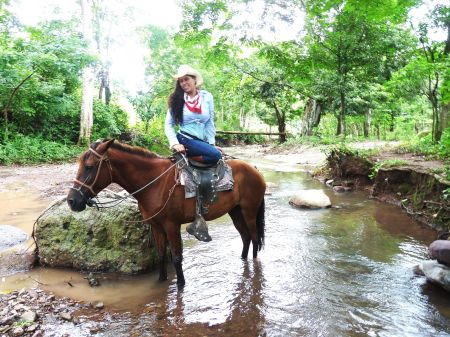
[1,150,449,336]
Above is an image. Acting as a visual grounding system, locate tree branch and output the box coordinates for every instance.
[2,72,35,127]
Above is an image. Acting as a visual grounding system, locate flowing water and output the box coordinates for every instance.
[1,152,450,336]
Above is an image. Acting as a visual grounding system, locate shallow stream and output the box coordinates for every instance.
[1,150,449,336]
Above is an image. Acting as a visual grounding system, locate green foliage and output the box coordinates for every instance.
[92,99,128,140]
[1,0,448,165]
[394,127,450,160]
[0,134,83,165]
[0,16,92,144]
[126,114,171,155]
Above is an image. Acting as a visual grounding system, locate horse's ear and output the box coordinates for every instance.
[96,138,115,154]
[104,138,115,150]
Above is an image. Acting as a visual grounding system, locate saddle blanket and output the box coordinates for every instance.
[180,162,234,199]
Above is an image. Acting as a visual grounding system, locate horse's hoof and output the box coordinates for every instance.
[177,280,185,289]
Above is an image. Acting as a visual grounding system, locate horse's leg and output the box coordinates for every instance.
[164,223,185,288]
[229,206,251,259]
[239,204,263,259]
[151,224,168,281]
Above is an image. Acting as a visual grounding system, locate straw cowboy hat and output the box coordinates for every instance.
[173,65,204,87]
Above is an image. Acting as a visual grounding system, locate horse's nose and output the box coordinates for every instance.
[67,198,74,208]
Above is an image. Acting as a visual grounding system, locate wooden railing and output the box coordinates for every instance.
[216,130,286,136]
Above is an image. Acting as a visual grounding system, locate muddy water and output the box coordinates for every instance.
[1,154,450,336]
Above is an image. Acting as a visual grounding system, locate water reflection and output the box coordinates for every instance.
[144,258,266,336]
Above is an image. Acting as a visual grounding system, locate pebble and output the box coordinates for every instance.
[11,326,24,336]
[27,324,39,332]
[95,302,104,310]
[60,312,72,321]
[20,310,38,322]
[0,288,81,336]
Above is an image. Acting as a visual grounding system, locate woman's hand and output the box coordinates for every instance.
[172,144,186,153]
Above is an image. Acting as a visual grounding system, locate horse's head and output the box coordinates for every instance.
[67,139,115,212]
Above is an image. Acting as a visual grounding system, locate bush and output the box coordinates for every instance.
[117,115,170,155]
[92,99,129,140]
[437,127,450,159]
[0,134,83,165]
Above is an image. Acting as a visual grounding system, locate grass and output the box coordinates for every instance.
[369,159,410,179]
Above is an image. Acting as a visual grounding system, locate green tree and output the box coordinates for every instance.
[0,15,92,143]
[304,0,418,137]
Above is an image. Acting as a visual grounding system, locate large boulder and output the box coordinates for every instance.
[417,260,450,292]
[0,225,36,275]
[0,225,28,251]
[289,189,332,209]
[34,191,158,274]
[428,240,450,266]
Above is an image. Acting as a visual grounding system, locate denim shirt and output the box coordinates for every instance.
[165,90,216,148]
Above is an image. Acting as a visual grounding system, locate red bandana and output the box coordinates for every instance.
[184,94,202,114]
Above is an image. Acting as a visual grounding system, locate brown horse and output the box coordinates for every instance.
[67,139,266,287]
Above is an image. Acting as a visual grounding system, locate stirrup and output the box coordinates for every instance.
[186,226,212,242]
[186,215,212,242]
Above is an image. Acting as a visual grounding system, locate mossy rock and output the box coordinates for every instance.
[34,192,158,274]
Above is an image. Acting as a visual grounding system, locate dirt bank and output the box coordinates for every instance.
[323,146,449,233]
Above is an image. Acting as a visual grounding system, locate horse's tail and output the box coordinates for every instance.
[256,197,265,251]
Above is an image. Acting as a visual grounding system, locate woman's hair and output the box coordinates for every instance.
[168,81,185,125]
[168,75,197,125]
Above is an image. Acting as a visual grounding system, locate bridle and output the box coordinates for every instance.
[70,146,186,212]
[70,147,113,206]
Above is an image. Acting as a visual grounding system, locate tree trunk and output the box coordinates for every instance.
[240,107,246,128]
[98,67,111,105]
[432,98,441,142]
[79,0,95,146]
[440,21,450,137]
[389,111,395,132]
[363,108,371,138]
[1,73,34,141]
[337,91,346,136]
[273,103,286,143]
[301,98,322,136]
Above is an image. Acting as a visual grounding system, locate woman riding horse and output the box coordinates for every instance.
[165,65,222,242]
[67,139,266,288]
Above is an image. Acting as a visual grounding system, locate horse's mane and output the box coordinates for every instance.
[91,140,161,159]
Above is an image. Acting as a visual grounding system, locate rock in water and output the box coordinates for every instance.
[0,225,28,251]
[0,225,36,275]
[418,260,450,292]
[34,192,158,273]
[289,189,332,209]
[428,240,450,266]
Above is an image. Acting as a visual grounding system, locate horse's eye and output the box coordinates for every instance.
[85,165,93,171]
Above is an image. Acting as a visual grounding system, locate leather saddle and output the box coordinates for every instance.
[171,153,227,214]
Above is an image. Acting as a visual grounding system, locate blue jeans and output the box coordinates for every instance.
[176,133,222,164]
